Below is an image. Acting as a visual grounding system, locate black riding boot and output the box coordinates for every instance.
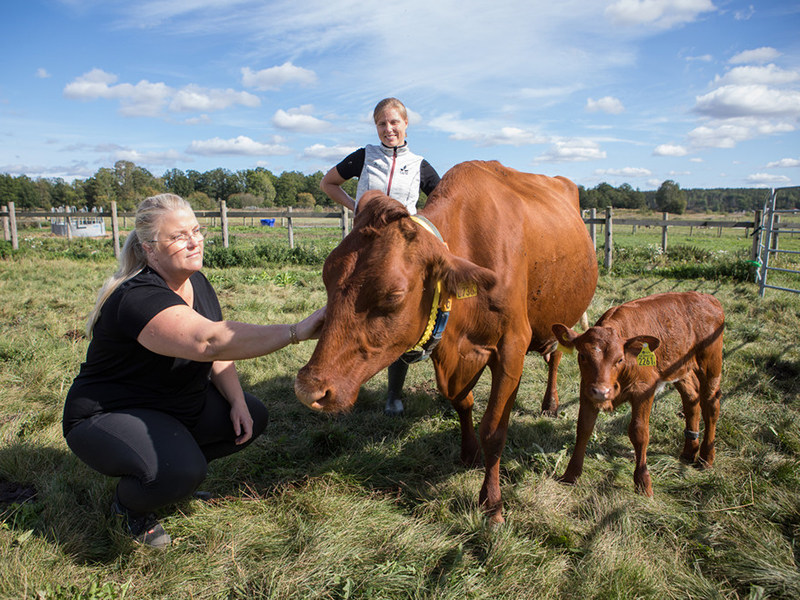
[385,359,409,415]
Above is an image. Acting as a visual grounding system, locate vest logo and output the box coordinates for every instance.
[399,165,409,175]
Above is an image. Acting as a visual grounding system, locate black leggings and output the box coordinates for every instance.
[65,386,269,514]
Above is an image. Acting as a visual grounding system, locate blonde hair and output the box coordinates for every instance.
[373,98,407,123]
[85,193,194,337]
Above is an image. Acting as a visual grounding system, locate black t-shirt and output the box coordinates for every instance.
[63,267,222,435]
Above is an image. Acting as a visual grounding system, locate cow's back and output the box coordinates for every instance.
[422,161,597,352]
[598,291,724,378]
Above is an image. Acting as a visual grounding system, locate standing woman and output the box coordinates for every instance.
[320,98,440,415]
[63,194,325,548]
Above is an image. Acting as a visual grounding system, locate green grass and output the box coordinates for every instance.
[1,224,799,599]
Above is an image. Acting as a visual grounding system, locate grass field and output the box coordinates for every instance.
[1,220,799,599]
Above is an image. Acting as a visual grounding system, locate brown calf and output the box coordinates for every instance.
[552,291,724,496]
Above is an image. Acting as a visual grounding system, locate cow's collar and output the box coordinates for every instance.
[401,215,451,364]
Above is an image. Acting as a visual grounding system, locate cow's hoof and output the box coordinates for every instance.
[556,474,577,486]
[384,397,404,416]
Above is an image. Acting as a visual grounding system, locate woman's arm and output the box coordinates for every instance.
[210,360,253,444]
[320,167,356,212]
[137,305,326,362]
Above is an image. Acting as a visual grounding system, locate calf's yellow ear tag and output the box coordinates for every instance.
[637,343,657,367]
[557,333,574,355]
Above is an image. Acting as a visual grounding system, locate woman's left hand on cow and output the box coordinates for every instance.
[297,306,327,342]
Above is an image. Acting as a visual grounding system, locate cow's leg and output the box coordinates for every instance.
[541,350,562,417]
[674,374,702,463]
[453,390,482,467]
[478,374,521,525]
[629,395,654,496]
[698,369,721,468]
[559,398,599,484]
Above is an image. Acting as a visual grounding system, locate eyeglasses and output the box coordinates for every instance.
[150,226,207,246]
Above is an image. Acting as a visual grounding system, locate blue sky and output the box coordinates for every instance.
[2,0,799,191]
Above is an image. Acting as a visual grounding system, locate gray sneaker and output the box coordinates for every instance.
[112,498,171,548]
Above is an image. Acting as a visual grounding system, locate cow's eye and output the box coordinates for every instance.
[380,291,404,308]
[615,357,624,366]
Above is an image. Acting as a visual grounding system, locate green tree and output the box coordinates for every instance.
[655,180,687,214]
[84,168,118,210]
[296,192,316,209]
[274,171,306,207]
[242,168,276,206]
[163,168,195,199]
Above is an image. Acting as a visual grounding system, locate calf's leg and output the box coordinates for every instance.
[540,350,562,417]
[629,395,654,496]
[559,399,599,485]
[674,375,702,463]
[698,373,721,467]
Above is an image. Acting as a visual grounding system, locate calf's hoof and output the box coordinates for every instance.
[557,473,578,486]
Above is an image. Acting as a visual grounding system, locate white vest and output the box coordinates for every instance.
[355,144,424,214]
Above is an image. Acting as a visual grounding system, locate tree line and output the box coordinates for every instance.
[1,161,797,213]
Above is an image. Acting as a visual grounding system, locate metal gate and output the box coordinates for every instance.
[756,186,800,297]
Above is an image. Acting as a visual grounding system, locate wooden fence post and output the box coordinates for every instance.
[661,212,668,253]
[220,201,229,248]
[589,208,597,249]
[604,207,613,270]
[751,209,762,261]
[341,205,350,240]
[2,205,9,242]
[111,202,120,259]
[288,206,294,249]
[9,202,18,250]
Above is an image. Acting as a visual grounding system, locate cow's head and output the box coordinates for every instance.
[552,323,660,410]
[295,191,496,413]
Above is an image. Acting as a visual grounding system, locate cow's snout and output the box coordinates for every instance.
[294,370,330,411]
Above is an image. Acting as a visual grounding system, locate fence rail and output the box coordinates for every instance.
[2,201,798,281]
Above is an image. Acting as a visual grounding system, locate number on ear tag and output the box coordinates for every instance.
[637,343,657,367]
[456,282,478,299]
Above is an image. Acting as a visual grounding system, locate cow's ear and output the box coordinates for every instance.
[434,253,496,297]
[552,323,579,350]
[623,335,661,357]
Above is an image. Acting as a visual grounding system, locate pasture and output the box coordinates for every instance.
[1,224,799,599]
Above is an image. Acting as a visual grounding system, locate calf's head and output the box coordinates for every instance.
[552,323,660,410]
[295,191,496,413]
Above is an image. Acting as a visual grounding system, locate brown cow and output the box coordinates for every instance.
[552,291,724,496]
[295,160,598,523]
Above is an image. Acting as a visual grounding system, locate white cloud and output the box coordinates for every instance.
[302,144,360,161]
[714,65,799,87]
[187,136,292,156]
[694,85,800,119]
[730,47,781,64]
[241,62,318,91]
[169,85,260,112]
[734,5,755,20]
[653,143,688,157]
[688,118,795,149]
[595,167,652,177]
[112,148,184,167]
[273,106,330,133]
[746,172,792,186]
[63,68,258,118]
[765,158,800,168]
[429,113,548,146]
[586,96,625,114]
[36,68,51,79]
[537,139,607,162]
[605,0,716,29]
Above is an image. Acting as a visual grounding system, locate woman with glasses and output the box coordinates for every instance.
[63,193,325,548]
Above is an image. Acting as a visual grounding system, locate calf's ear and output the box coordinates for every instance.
[623,335,661,357]
[552,323,579,350]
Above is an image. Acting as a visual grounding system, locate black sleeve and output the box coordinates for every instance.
[335,148,366,181]
[420,160,441,196]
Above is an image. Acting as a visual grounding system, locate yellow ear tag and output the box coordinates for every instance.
[557,342,573,355]
[456,281,478,299]
[637,343,657,367]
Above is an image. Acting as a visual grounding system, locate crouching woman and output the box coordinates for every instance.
[63,193,325,548]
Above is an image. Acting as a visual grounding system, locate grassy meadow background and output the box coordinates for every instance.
[1,214,799,599]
